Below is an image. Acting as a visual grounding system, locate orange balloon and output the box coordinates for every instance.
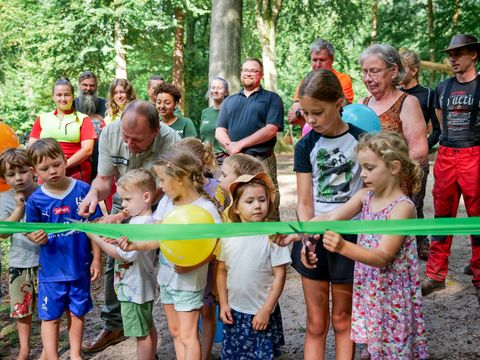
[0,121,20,192]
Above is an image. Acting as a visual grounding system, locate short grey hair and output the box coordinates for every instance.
[359,44,405,86]
[310,39,335,57]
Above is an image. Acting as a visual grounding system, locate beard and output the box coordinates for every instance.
[78,90,99,115]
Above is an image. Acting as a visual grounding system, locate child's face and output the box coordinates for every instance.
[34,155,67,186]
[117,186,151,217]
[234,183,269,223]
[358,148,398,192]
[2,164,34,193]
[299,96,343,135]
[155,165,183,199]
[219,162,238,192]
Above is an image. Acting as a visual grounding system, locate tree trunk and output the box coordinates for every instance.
[255,0,282,92]
[173,7,186,112]
[427,0,435,82]
[208,0,243,94]
[114,20,127,79]
[371,0,378,44]
[453,0,460,33]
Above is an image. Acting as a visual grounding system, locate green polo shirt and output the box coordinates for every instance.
[166,115,197,139]
[200,106,224,153]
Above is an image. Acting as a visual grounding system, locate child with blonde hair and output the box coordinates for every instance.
[88,169,158,360]
[119,148,221,360]
[292,131,428,359]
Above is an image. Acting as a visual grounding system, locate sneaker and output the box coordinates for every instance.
[464,264,473,275]
[421,277,446,296]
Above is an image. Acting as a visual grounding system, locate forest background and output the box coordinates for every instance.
[0,0,480,138]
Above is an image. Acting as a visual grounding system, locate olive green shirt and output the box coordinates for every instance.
[166,115,197,139]
[200,106,224,153]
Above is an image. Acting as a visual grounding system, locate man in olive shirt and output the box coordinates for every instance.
[79,100,179,352]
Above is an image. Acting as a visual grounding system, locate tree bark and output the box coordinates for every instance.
[453,0,460,33]
[114,20,127,79]
[427,0,435,82]
[173,7,186,112]
[371,0,378,44]
[255,0,282,92]
[208,0,243,94]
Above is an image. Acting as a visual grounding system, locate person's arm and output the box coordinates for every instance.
[435,109,443,131]
[90,238,102,281]
[87,233,125,261]
[296,172,314,221]
[311,188,366,222]
[184,118,198,138]
[116,236,159,252]
[66,139,94,169]
[28,117,42,145]
[215,127,232,148]
[322,200,415,267]
[216,260,233,325]
[227,124,279,155]
[0,193,26,238]
[400,95,429,165]
[252,264,286,331]
[78,175,114,216]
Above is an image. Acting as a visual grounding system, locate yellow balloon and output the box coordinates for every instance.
[0,121,20,192]
[159,205,217,267]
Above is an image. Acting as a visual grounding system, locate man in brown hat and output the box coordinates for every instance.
[422,34,480,304]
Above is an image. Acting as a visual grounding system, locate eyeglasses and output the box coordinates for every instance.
[361,67,390,79]
[241,69,262,75]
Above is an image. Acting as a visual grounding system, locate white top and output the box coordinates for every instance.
[154,196,222,291]
[218,234,291,315]
[0,189,40,268]
[114,215,157,303]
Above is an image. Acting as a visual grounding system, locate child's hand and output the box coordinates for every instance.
[322,230,344,253]
[219,304,234,325]
[14,192,26,207]
[102,236,119,245]
[27,230,48,245]
[99,212,126,224]
[90,258,102,281]
[252,308,270,331]
[116,236,134,251]
[271,233,301,247]
[300,240,318,269]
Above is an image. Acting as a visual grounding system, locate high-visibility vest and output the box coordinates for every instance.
[39,111,89,143]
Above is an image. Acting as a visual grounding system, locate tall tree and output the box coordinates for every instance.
[371,0,378,44]
[255,0,282,92]
[208,0,243,94]
[172,7,186,111]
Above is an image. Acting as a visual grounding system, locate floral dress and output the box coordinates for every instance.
[351,191,429,359]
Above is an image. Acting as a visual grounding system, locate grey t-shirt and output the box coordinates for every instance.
[434,76,480,145]
[0,189,40,268]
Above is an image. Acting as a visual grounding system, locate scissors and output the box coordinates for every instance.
[288,223,319,266]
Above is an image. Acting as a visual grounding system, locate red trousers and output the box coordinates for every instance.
[426,146,480,286]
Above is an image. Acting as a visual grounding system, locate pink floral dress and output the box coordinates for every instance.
[351,192,429,359]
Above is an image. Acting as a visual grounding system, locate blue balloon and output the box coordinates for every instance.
[342,104,382,132]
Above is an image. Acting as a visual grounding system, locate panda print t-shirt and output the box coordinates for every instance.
[294,124,364,215]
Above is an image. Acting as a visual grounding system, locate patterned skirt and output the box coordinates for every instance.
[221,306,284,360]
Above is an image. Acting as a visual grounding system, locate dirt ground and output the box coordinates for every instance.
[1,153,480,359]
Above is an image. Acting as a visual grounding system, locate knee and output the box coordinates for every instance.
[179,331,197,347]
[331,312,351,335]
[306,316,328,339]
[168,323,180,339]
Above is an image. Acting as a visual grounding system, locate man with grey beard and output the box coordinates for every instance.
[75,71,107,180]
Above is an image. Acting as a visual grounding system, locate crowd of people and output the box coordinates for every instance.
[0,33,479,360]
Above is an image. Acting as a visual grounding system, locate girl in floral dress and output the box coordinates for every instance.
[305,131,429,359]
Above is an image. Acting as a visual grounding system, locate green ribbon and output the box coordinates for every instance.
[1,217,479,241]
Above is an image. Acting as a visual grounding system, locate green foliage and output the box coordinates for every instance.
[1,0,480,137]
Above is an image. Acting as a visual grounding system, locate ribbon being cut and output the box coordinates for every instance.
[1,217,479,241]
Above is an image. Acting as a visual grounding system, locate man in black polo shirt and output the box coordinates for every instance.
[216,58,284,220]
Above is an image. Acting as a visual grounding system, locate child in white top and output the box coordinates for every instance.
[119,148,221,360]
[88,169,158,360]
[217,172,290,360]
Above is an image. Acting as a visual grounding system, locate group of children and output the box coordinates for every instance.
[0,69,430,360]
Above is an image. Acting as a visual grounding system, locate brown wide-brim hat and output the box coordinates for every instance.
[441,34,480,52]
[226,172,276,222]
